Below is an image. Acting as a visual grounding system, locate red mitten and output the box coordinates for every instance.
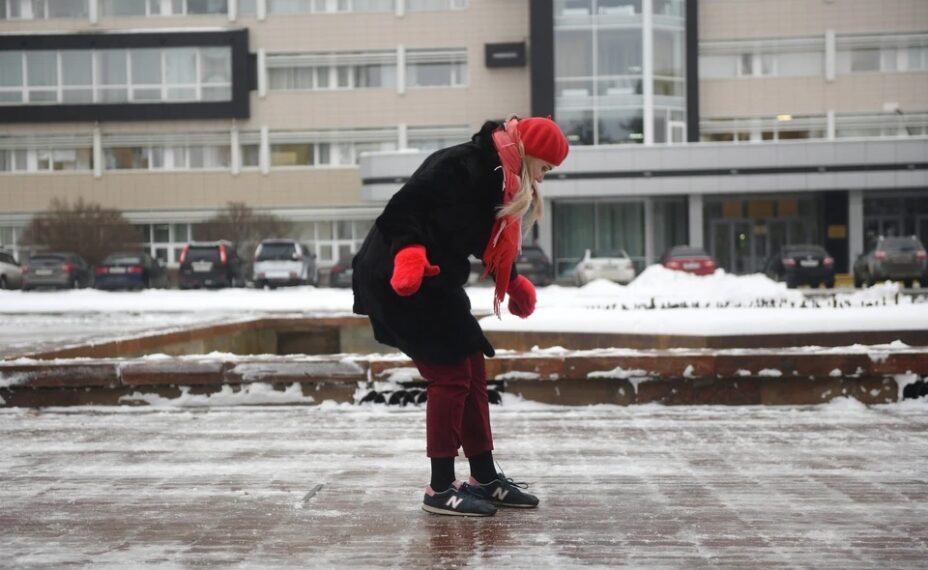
[390,245,441,296]
[507,275,536,318]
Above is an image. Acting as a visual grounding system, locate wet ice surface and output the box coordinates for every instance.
[2,400,927,569]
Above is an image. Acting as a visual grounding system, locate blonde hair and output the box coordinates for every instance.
[497,153,544,232]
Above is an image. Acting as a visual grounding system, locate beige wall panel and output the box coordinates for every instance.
[701,0,928,40]
[701,74,928,117]
[252,1,527,51]
[251,79,529,131]
[0,169,363,215]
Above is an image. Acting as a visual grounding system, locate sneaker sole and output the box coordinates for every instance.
[492,502,538,508]
[422,504,496,517]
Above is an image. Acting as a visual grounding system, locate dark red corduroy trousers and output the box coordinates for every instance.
[414,351,494,459]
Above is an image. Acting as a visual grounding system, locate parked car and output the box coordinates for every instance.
[574,249,636,285]
[22,252,92,290]
[94,252,169,291]
[253,239,318,289]
[0,249,22,290]
[329,255,355,288]
[178,241,245,289]
[661,245,717,276]
[764,244,835,288]
[515,245,554,286]
[853,235,927,288]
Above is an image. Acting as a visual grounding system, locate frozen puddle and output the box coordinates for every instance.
[1,400,927,568]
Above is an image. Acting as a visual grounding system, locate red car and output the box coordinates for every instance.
[661,245,717,276]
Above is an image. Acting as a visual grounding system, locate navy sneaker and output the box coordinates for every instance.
[470,473,539,508]
[422,482,497,517]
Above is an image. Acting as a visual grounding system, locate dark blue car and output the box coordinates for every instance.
[94,252,169,291]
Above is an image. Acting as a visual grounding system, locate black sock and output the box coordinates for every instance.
[468,451,497,484]
[430,457,456,492]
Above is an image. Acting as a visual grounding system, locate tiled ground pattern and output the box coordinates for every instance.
[1,404,926,569]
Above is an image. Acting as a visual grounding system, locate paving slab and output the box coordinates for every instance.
[1,401,927,568]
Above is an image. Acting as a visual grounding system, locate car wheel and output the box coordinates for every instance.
[785,277,798,289]
[825,279,835,289]
[0,275,6,290]
[903,278,913,289]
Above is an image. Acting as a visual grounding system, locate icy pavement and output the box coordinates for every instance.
[0,312,251,359]
[2,399,927,569]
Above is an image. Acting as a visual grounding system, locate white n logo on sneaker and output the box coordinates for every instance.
[445,496,463,509]
[492,487,509,501]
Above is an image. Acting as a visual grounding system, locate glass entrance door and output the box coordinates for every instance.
[711,218,810,274]
[710,219,755,274]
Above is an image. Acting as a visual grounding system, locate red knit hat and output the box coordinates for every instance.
[517,117,570,166]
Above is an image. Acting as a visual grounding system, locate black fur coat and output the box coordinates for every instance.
[352,121,520,364]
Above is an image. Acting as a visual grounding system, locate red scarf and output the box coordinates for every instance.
[482,118,524,317]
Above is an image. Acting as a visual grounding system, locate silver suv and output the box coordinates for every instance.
[0,249,22,290]
[253,239,318,288]
[853,235,927,288]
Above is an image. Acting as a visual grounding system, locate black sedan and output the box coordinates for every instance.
[764,245,835,288]
[514,245,554,286]
[853,236,927,288]
[94,252,170,291]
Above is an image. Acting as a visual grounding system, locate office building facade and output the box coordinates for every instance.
[2,0,927,278]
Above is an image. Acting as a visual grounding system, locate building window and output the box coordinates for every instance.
[835,111,928,138]
[0,226,23,260]
[849,48,880,72]
[908,46,928,70]
[301,219,372,265]
[0,146,93,172]
[406,49,468,88]
[407,0,467,11]
[737,53,776,77]
[267,132,397,168]
[836,34,928,74]
[700,115,829,143]
[267,0,394,15]
[0,0,89,19]
[271,143,317,167]
[267,51,397,91]
[0,47,232,106]
[99,0,228,17]
[104,144,230,171]
[137,222,193,265]
[554,200,645,275]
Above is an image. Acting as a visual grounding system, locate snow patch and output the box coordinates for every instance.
[494,371,542,381]
[376,367,421,383]
[820,396,869,412]
[894,373,922,403]
[758,368,783,377]
[119,383,314,407]
[588,367,649,380]
[0,371,32,388]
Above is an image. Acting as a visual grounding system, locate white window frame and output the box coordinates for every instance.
[0,47,231,107]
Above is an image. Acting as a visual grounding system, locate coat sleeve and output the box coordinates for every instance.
[375,149,477,258]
